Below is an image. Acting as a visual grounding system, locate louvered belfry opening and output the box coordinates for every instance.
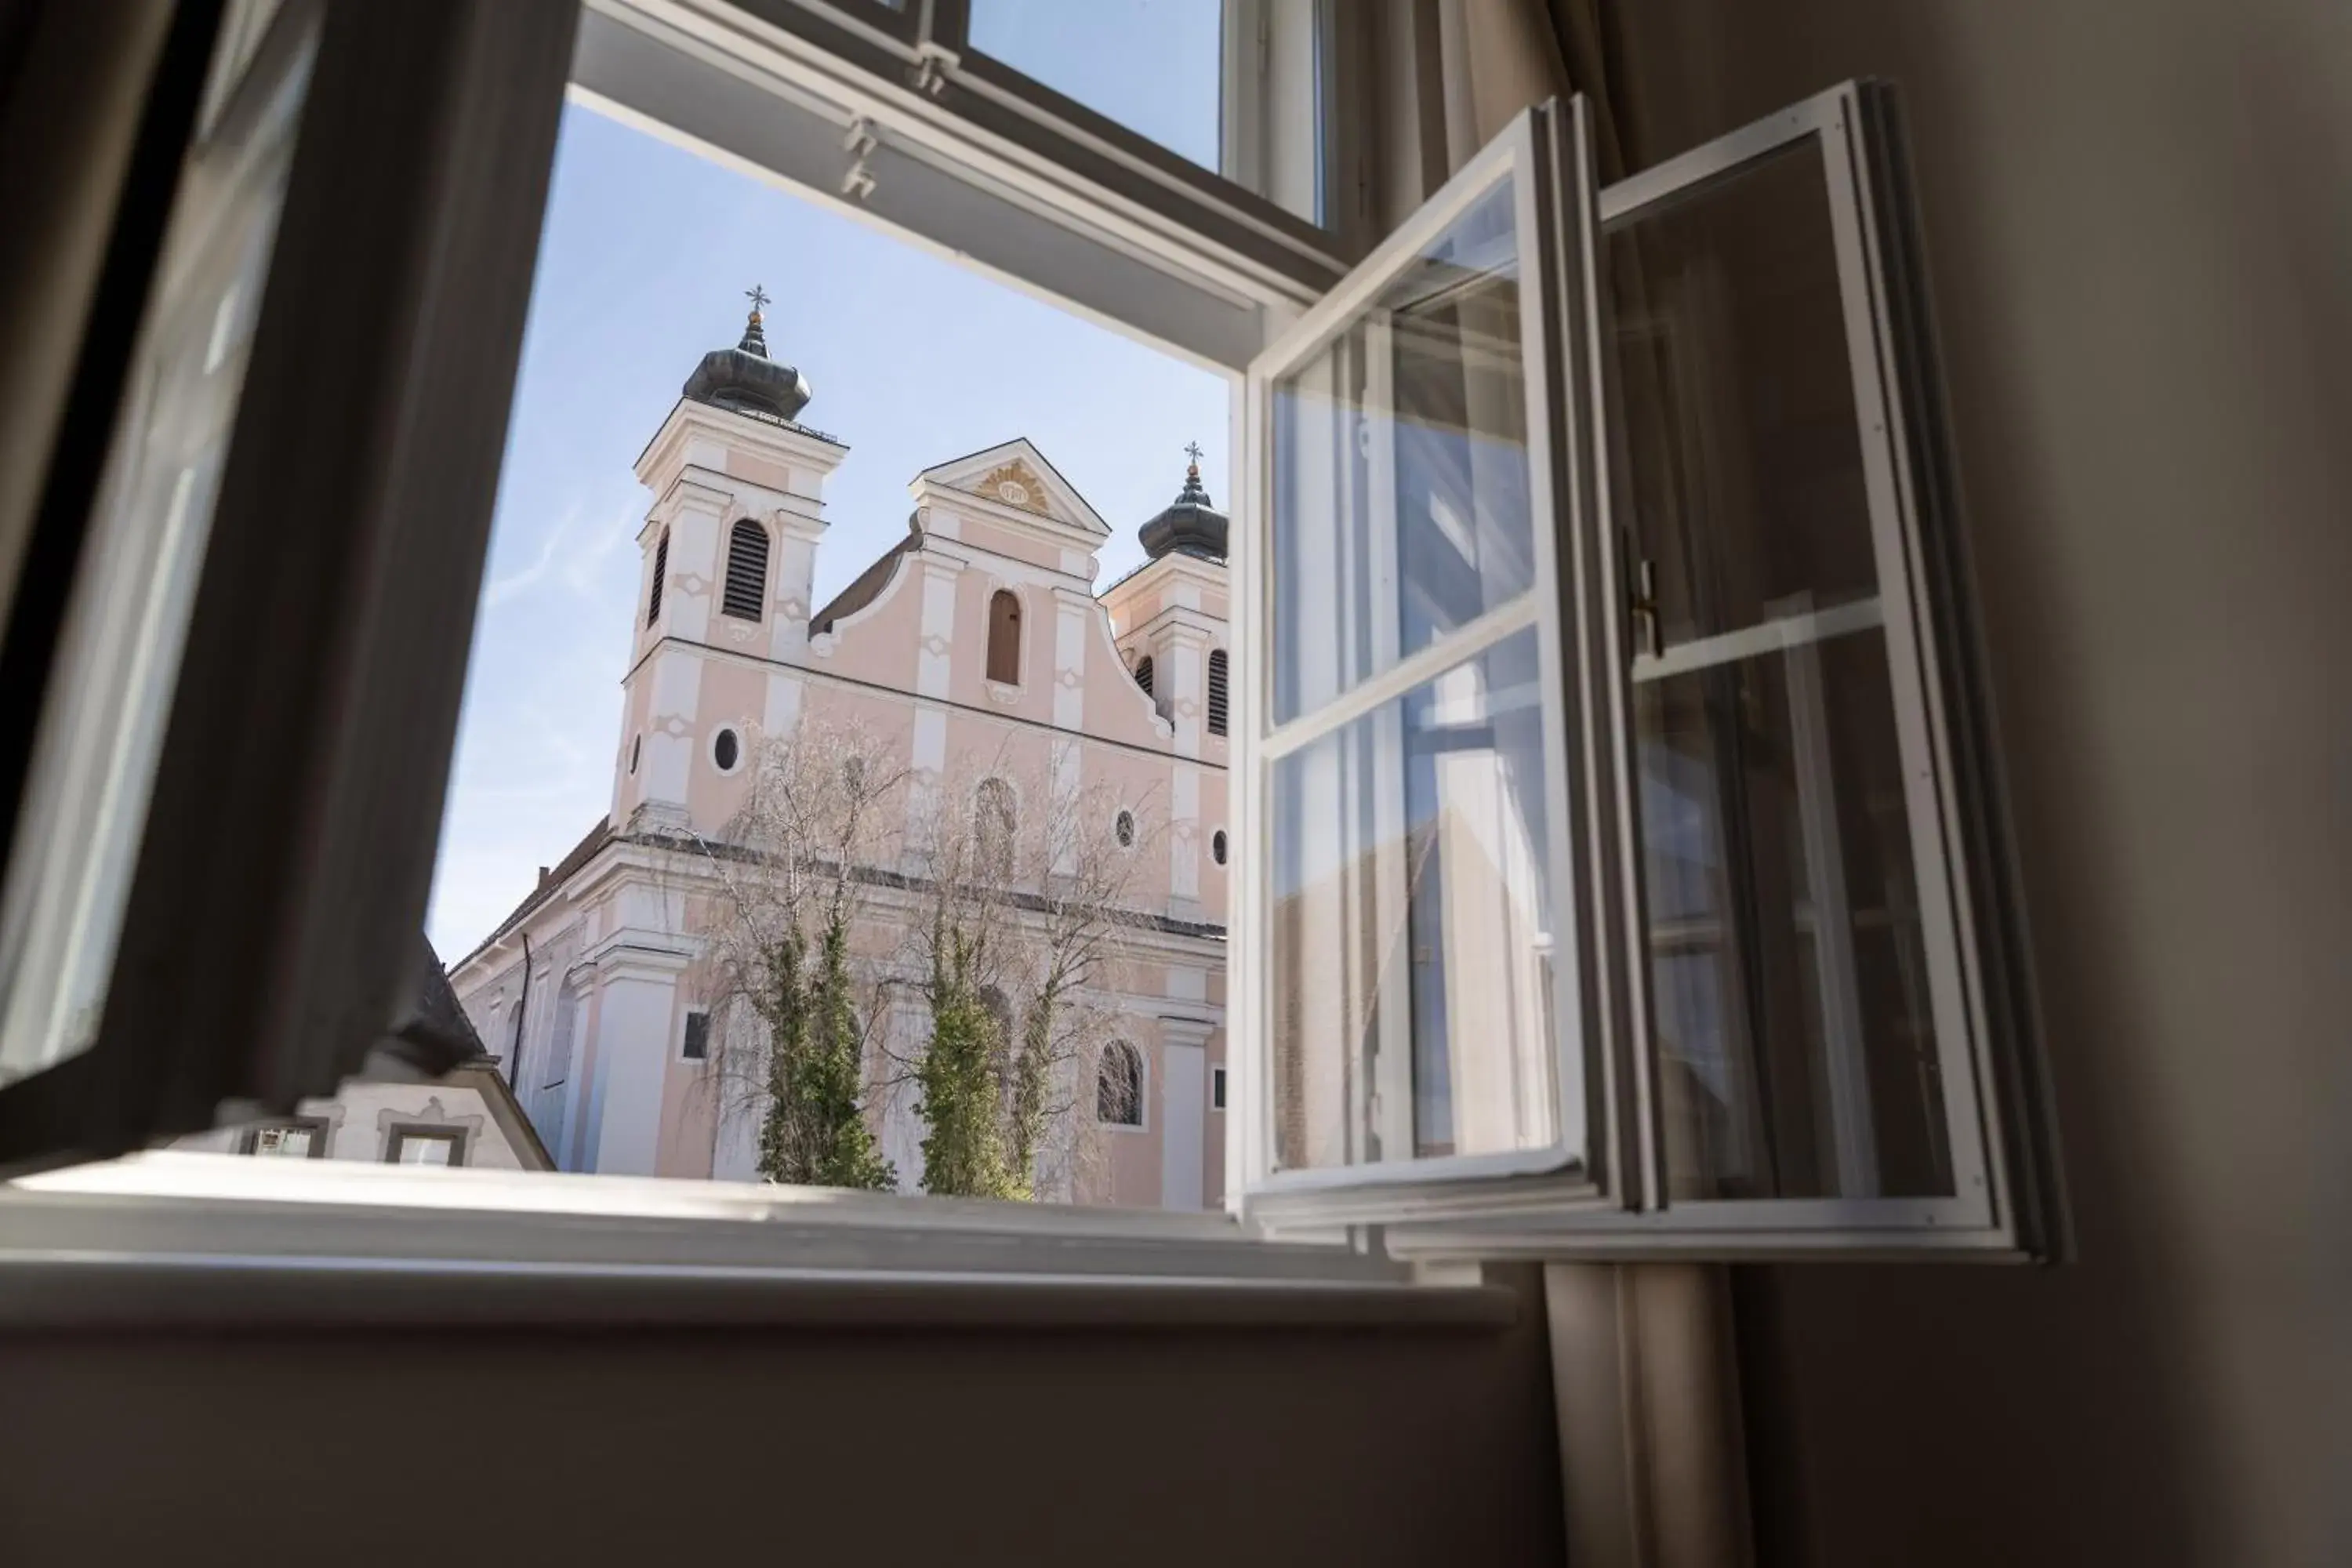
[1133,654,1154,696]
[647,528,669,624]
[1207,648,1229,735]
[722,519,769,619]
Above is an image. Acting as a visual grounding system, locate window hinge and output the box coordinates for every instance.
[842,117,879,201]
[908,40,956,98]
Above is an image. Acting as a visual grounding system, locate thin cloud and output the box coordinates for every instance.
[482,500,579,608]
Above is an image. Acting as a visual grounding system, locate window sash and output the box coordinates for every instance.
[1236,101,1610,1203]
[1236,84,2053,1258]
[924,0,1345,251]
[0,0,575,1167]
[1595,85,2007,1243]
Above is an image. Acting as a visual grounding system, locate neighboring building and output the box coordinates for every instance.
[180,1059,557,1171]
[442,302,1232,1207]
[181,960,556,1172]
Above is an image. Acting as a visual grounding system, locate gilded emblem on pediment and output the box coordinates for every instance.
[976,459,1051,515]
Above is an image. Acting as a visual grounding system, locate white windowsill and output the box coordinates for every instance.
[0,1154,1515,1331]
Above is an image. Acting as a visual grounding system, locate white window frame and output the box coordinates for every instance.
[1232,84,2058,1260]
[574,0,1364,377]
[385,1124,467,1168]
[1233,101,1605,1209]
[0,1153,1477,1327]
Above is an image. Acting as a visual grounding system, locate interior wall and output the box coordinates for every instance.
[0,1288,1565,1567]
[1596,2,2352,1563]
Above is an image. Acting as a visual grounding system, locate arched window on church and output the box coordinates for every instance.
[985,589,1022,684]
[721,519,770,620]
[1098,1040,1143,1127]
[1207,648,1229,736]
[1131,653,1154,698]
[647,528,669,626]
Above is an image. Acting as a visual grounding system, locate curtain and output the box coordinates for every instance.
[1454,0,1639,183]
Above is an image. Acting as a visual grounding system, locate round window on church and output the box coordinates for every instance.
[712,727,741,773]
[1211,829,1229,866]
[1114,809,1136,848]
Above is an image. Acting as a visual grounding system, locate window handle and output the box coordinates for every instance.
[1630,557,1664,659]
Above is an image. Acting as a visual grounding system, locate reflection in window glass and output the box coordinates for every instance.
[0,23,318,1088]
[1635,632,1949,1201]
[968,0,1222,172]
[1270,175,1532,726]
[1609,140,1878,650]
[1612,143,1952,1202]
[1269,627,1559,1171]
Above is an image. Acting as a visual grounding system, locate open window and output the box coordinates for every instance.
[1233,86,2058,1258]
[0,0,2051,1275]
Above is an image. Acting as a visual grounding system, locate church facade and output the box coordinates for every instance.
[443,305,1233,1208]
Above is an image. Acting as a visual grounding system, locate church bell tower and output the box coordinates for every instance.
[612,289,849,833]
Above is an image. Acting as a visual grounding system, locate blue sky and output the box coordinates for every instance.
[426,84,1230,958]
[967,0,1221,169]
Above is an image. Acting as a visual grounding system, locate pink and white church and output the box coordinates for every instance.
[441,302,1234,1208]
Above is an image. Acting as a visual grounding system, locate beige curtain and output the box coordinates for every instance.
[1453,0,1638,183]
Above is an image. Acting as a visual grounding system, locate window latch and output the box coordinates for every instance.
[1630,557,1664,659]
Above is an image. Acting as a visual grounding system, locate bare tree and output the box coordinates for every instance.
[690,715,909,1189]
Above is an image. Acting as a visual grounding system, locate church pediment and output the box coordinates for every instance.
[912,437,1109,539]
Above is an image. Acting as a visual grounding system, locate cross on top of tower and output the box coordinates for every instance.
[1183,440,1204,469]
[738,285,771,357]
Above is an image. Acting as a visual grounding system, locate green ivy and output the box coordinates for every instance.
[915,923,1024,1200]
[756,913,896,1192]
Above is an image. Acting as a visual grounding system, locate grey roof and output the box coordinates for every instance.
[681,303,813,423]
[1138,460,1228,562]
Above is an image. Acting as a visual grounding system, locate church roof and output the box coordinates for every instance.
[811,527,916,633]
[1138,449,1227,562]
[681,288,813,423]
[453,815,616,973]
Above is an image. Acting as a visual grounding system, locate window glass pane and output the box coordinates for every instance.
[1269,627,1559,1171]
[1270,174,1534,726]
[395,1135,456,1166]
[1609,140,1878,650]
[1635,629,1950,1200]
[0,26,318,1087]
[1612,140,1951,1202]
[252,1125,316,1157]
[967,0,1222,172]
